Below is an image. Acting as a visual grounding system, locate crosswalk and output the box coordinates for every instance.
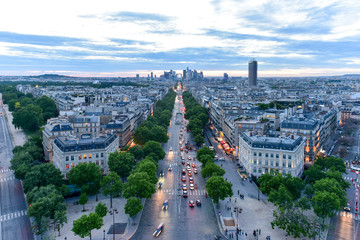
[337,211,356,219]
[157,189,206,196]
[0,176,15,182]
[0,210,27,223]
[0,168,13,173]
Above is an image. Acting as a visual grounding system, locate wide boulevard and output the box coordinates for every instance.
[0,96,33,240]
[131,87,222,239]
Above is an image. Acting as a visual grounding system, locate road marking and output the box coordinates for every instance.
[0,176,15,182]
[0,211,27,222]
[0,169,13,173]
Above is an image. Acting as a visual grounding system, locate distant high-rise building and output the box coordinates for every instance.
[183,70,186,80]
[248,59,257,87]
[136,74,139,81]
[224,73,228,81]
[151,72,153,80]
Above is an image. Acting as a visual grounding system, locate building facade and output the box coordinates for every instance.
[239,132,304,177]
[52,134,118,178]
[101,116,132,147]
[248,59,257,87]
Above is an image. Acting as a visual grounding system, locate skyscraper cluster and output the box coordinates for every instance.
[182,67,204,80]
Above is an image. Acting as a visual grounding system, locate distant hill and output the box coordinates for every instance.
[34,74,74,78]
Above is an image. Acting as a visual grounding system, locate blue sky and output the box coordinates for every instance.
[0,0,359,77]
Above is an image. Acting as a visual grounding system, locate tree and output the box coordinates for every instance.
[10,150,41,180]
[197,113,209,126]
[95,202,108,218]
[54,210,67,237]
[125,198,143,224]
[108,152,136,181]
[134,126,151,145]
[23,163,63,193]
[314,156,346,173]
[198,154,214,166]
[194,134,205,147]
[12,104,43,131]
[312,191,341,221]
[79,192,88,212]
[191,128,202,138]
[143,141,165,160]
[68,162,102,199]
[133,158,158,184]
[72,213,103,240]
[123,172,156,199]
[101,172,123,208]
[129,145,144,160]
[304,165,326,184]
[325,171,350,189]
[150,125,169,143]
[201,162,225,178]
[196,146,215,161]
[313,178,347,207]
[206,176,233,204]
[34,95,58,122]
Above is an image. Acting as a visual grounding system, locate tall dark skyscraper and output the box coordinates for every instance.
[248,59,257,87]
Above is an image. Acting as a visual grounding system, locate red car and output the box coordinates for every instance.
[181,176,186,182]
[189,200,195,207]
[192,164,196,168]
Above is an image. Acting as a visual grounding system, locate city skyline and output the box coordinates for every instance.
[0,0,360,77]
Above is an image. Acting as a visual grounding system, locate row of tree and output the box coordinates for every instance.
[0,86,58,132]
[134,89,176,145]
[257,156,349,239]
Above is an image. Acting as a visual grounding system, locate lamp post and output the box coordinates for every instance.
[109,209,118,240]
[103,229,106,240]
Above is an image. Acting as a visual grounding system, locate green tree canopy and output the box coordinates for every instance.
[79,192,88,211]
[123,172,156,199]
[312,191,341,220]
[108,151,136,180]
[134,126,151,145]
[143,141,165,160]
[67,162,102,196]
[314,156,346,173]
[206,176,233,204]
[101,172,123,208]
[129,145,144,160]
[194,134,205,146]
[201,162,225,178]
[12,104,43,131]
[23,163,63,193]
[34,95,58,121]
[125,198,143,218]
[133,159,158,184]
[72,213,103,240]
[313,178,347,207]
[95,202,108,218]
[151,125,169,143]
[196,146,215,162]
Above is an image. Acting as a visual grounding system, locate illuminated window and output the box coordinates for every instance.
[84,154,87,159]
[89,154,92,158]
[66,164,69,170]
[96,160,99,165]
[78,155,82,160]
[101,160,104,165]
[71,163,75,168]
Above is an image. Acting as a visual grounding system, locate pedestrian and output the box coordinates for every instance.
[245,233,247,236]
[235,198,237,203]
[259,229,261,235]
[238,190,239,195]
[229,197,231,202]
[231,212,233,217]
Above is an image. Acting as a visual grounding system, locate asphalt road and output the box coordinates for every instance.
[131,90,222,240]
[0,98,33,240]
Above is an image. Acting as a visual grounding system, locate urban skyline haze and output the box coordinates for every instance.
[0,0,359,77]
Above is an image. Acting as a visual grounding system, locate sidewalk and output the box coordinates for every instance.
[3,104,27,147]
[44,194,144,240]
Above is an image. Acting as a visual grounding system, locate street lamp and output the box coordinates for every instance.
[103,229,106,240]
[109,209,118,240]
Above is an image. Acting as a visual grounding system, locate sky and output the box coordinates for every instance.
[0,0,360,77]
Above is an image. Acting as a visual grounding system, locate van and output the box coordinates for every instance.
[209,146,214,150]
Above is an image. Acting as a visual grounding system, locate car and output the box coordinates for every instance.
[179,136,182,139]
[183,190,188,197]
[153,223,164,237]
[182,184,188,190]
[185,149,188,153]
[168,167,172,171]
[158,182,163,189]
[186,162,191,166]
[192,164,196,168]
[188,171,192,177]
[181,156,185,160]
[189,200,195,207]
[344,203,351,212]
[159,171,164,177]
[169,147,173,151]
[193,168,198,174]
[187,166,191,171]
[182,169,186,174]
[181,160,185,165]
[189,184,194,190]
[188,156,192,160]
[219,157,225,161]
[180,147,184,151]
[180,130,182,133]
[179,141,182,144]
[181,176,186,182]
[196,200,201,206]
[189,177,194,183]
[162,200,168,210]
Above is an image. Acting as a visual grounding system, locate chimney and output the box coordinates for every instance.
[250,132,252,136]
[291,135,294,139]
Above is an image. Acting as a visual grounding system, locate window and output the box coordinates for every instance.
[288,155,292,159]
[258,160,262,165]
[283,155,286,159]
[71,163,75,168]
[288,163,292,168]
[96,153,99,158]
[101,153,104,158]
[265,160,268,166]
[96,160,99,165]
[89,154,92,158]
[270,154,274,158]
[282,162,286,167]
[259,152,262,157]
[66,164,69,170]
[66,156,69,161]
[78,155,82,160]
[276,162,279,167]
[276,154,279,158]
[265,153,268,157]
[71,156,74,161]
[253,168,257,173]
[84,154,87,159]
[101,160,104,165]
[254,152,257,156]
[270,161,273,166]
